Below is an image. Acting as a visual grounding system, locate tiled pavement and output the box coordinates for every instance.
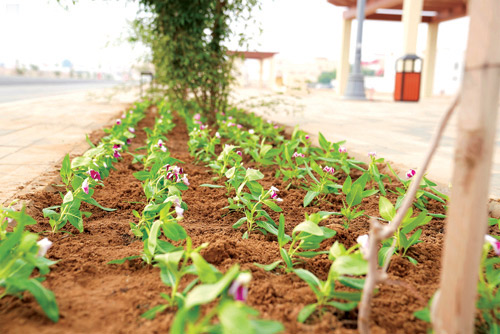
[0,87,139,204]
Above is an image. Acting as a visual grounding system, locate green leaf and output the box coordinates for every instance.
[148,220,161,257]
[378,246,395,267]
[246,168,264,181]
[327,301,358,311]
[184,265,240,309]
[346,184,363,207]
[63,191,73,204]
[191,252,218,283]
[199,184,225,188]
[13,279,59,322]
[280,248,293,268]
[294,269,321,291]
[219,301,253,334]
[254,260,282,271]
[379,196,396,221]
[263,200,282,212]
[278,214,286,247]
[318,132,330,151]
[303,191,319,207]
[332,255,368,276]
[293,220,323,237]
[233,217,247,229]
[85,197,116,212]
[141,304,168,320]
[297,303,317,323]
[342,176,352,195]
[414,307,431,323]
[250,319,285,334]
[107,255,140,265]
[162,221,187,241]
[60,154,72,185]
[331,290,362,302]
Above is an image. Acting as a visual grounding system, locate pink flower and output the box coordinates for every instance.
[128,127,135,133]
[37,238,52,257]
[357,234,370,259]
[237,151,242,157]
[406,169,416,179]
[338,146,347,154]
[182,175,190,186]
[194,113,201,121]
[89,169,101,181]
[270,186,283,202]
[237,124,243,129]
[200,124,208,130]
[368,151,377,158]
[485,235,500,255]
[116,119,122,125]
[121,114,126,119]
[113,144,121,150]
[228,272,251,302]
[82,178,89,194]
[215,132,221,139]
[292,152,305,158]
[274,125,279,129]
[126,139,131,145]
[113,150,121,158]
[305,135,310,140]
[228,116,233,120]
[323,166,335,175]
[157,139,164,148]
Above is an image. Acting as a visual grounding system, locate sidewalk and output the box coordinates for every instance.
[232,88,500,198]
[0,86,139,204]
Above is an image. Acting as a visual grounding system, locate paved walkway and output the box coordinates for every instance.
[232,88,500,198]
[0,86,139,204]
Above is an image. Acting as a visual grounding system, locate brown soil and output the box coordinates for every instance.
[0,108,493,334]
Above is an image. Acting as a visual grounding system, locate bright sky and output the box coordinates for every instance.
[0,0,469,71]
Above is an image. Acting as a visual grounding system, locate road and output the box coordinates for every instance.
[0,76,121,103]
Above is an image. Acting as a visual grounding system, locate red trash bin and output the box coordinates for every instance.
[394,54,422,102]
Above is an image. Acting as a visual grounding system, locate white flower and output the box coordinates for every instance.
[215,132,221,138]
[37,238,53,257]
[175,206,184,218]
[249,129,255,135]
[356,234,370,259]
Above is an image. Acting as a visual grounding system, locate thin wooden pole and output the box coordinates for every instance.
[433,0,500,333]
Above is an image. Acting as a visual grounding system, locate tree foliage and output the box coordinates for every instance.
[132,0,260,122]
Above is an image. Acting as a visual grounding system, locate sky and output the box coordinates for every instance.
[0,0,470,71]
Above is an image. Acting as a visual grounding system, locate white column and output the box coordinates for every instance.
[337,17,352,96]
[422,22,438,98]
[402,0,424,54]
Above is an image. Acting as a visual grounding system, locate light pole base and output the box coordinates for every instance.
[343,73,366,100]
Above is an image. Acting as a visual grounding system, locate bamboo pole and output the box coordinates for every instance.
[433,0,500,332]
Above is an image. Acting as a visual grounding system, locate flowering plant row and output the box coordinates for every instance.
[0,202,58,322]
[42,101,150,233]
[104,101,284,333]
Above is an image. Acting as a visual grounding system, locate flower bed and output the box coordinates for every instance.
[0,101,498,334]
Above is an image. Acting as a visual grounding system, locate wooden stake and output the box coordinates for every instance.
[433,1,500,333]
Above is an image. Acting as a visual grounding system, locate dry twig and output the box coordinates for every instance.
[357,96,460,334]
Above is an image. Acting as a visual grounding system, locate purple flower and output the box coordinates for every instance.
[37,238,52,257]
[126,139,132,145]
[128,127,135,133]
[116,119,122,125]
[194,113,201,121]
[164,164,171,171]
[323,166,335,175]
[228,272,251,302]
[237,151,242,157]
[292,152,305,158]
[368,151,377,158]
[406,169,416,179]
[338,146,347,154]
[82,178,89,194]
[89,169,101,181]
[113,150,121,158]
[113,144,121,150]
[485,235,500,255]
[305,135,310,140]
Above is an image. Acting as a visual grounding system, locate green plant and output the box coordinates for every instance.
[378,196,432,265]
[0,205,59,322]
[302,161,342,207]
[294,241,368,323]
[338,173,378,228]
[255,213,336,272]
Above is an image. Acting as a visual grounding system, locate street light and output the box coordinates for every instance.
[344,0,367,100]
